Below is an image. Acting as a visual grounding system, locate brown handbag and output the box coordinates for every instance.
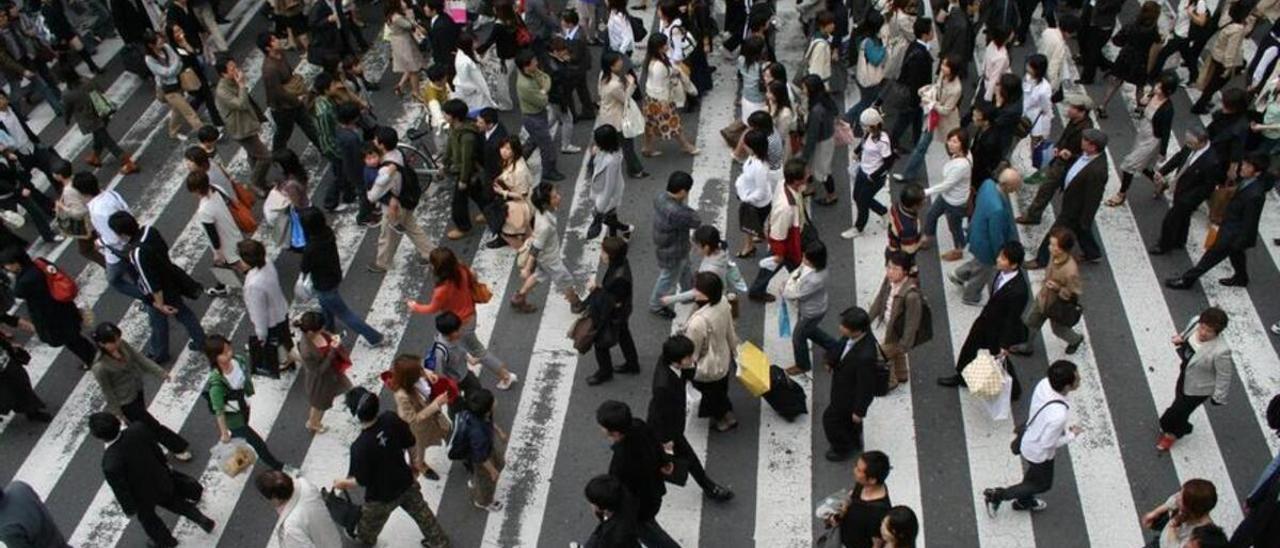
[179,68,202,92]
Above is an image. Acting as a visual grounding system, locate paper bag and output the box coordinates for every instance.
[211,439,258,477]
[736,342,771,397]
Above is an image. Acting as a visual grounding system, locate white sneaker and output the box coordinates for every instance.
[283,464,302,477]
[172,450,193,462]
[1271,321,1280,335]
[840,227,860,240]
[474,500,504,512]
[560,144,583,154]
[496,373,518,391]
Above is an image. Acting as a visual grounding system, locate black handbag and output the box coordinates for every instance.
[1044,296,1083,327]
[321,488,362,538]
[1010,400,1068,455]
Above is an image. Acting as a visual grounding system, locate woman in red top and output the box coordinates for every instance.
[406,248,519,390]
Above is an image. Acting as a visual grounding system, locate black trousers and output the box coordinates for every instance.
[322,157,358,210]
[956,333,1024,400]
[1183,242,1248,283]
[121,391,189,454]
[138,492,209,547]
[692,374,733,420]
[995,458,1056,505]
[269,106,323,152]
[450,179,490,231]
[1150,35,1195,81]
[888,99,923,152]
[593,321,638,377]
[1078,25,1113,82]
[1022,161,1067,221]
[1158,198,1205,250]
[0,361,44,416]
[1160,374,1210,438]
[61,332,98,367]
[823,404,862,454]
[569,74,596,118]
[671,433,715,491]
[723,0,747,51]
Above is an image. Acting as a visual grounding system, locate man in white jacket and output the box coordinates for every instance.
[257,470,344,547]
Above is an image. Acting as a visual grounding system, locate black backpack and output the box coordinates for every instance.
[385,160,423,211]
[891,286,933,349]
[762,365,807,420]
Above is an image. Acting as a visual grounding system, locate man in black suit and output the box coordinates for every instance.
[1167,153,1270,289]
[939,240,1030,400]
[108,212,207,364]
[824,306,879,462]
[888,18,934,153]
[597,400,679,548]
[307,0,347,71]
[110,0,153,45]
[561,10,596,120]
[1018,94,1095,225]
[646,335,734,500]
[937,0,972,76]
[581,475,641,547]
[1076,0,1123,84]
[475,108,509,248]
[1149,126,1222,255]
[88,413,214,547]
[1029,129,1108,267]
[425,0,460,69]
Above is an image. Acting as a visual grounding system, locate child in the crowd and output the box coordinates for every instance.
[450,388,506,512]
[364,144,403,232]
[887,183,925,276]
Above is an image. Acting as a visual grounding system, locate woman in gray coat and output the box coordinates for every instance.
[294,311,353,434]
[1156,307,1235,452]
[586,125,632,239]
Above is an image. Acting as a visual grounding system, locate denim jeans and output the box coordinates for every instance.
[316,288,383,344]
[924,197,967,249]
[844,83,882,127]
[522,111,559,175]
[147,300,207,362]
[649,258,693,311]
[900,130,933,182]
[792,314,838,372]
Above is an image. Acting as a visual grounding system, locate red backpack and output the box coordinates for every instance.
[32,258,78,303]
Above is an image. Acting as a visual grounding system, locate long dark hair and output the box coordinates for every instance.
[645,34,670,68]
[803,74,835,113]
[428,247,462,285]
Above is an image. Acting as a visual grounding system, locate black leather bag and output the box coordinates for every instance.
[1044,296,1083,327]
[321,488,361,538]
[1010,400,1067,455]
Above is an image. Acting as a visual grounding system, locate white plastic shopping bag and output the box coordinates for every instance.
[983,372,1014,421]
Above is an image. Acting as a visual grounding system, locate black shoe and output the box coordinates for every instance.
[1011,499,1048,512]
[423,468,441,480]
[650,307,676,319]
[747,292,776,303]
[1165,277,1195,290]
[982,488,1003,517]
[825,448,855,462]
[936,374,965,387]
[613,364,641,374]
[1148,245,1168,255]
[1190,104,1210,115]
[543,170,566,181]
[705,484,735,502]
[586,372,613,386]
[1219,276,1249,287]
[196,515,216,534]
[485,237,507,249]
[1065,340,1082,354]
[26,410,52,422]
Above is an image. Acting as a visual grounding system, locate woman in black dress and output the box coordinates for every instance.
[1095,1,1161,119]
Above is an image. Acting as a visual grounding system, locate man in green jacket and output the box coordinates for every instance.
[515,50,566,182]
[90,322,192,461]
[441,99,489,240]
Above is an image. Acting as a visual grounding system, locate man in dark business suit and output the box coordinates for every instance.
[1076,0,1123,84]
[561,10,597,120]
[939,240,1030,400]
[425,0,460,68]
[477,108,509,248]
[936,0,971,76]
[646,335,734,501]
[1017,94,1095,225]
[1167,153,1270,289]
[1028,129,1108,267]
[824,306,880,462]
[597,400,679,548]
[307,0,348,71]
[888,18,934,153]
[581,475,641,548]
[88,413,215,548]
[1149,126,1222,256]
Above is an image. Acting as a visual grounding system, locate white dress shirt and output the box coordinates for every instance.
[0,108,33,154]
[1018,378,1075,463]
[88,190,130,265]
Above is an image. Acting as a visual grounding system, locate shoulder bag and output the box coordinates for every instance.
[1011,399,1068,455]
[1044,295,1083,327]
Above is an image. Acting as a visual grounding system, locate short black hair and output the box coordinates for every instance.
[436,311,462,335]
[237,239,267,268]
[804,241,827,270]
[885,250,913,272]
[593,124,620,152]
[783,158,808,184]
[584,474,625,512]
[477,108,499,126]
[255,470,295,502]
[1198,306,1228,334]
[196,125,221,144]
[1047,360,1079,392]
[1241,151,1271,174]
[840,306,871,333]
[1268,393,1280,432]
[108,211,140,238]
[998,240,1025,266]
[1189,524,1227,548]
[442,98,469,121]
[515,49,537,70]
[72,171,100,196]
[88,412,121,441]
[596,400,632,433]
[214,54,235,76]
[561,8,579,25]
[900,183,925,208]
[661,335,695,365]
[694,271,723,304]
[426,63,448,82]
[345,386,380,422]
[466,387,495,415]
[860,450,891,484]
[666,171,693,194]
[256,31,274,53]
[374,126,399,149]
[913,17,932,38]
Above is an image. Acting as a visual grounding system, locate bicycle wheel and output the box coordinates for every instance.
[397,144,434,185]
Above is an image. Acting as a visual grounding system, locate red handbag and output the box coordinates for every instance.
[323,335,352,374]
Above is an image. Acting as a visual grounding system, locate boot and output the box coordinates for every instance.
[566,291,585,314]
[83,150,102,167]
[119,154,140,175]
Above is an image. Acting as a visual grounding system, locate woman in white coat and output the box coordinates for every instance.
[256,471,343,548]
[734,130,776,258]
[684,272,739,432]
[452,33,495,112]
[1021,54,1053,148]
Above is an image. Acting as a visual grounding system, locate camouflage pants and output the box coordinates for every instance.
[356,482,451,548]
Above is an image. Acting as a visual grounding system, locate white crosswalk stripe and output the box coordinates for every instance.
[0,4,1277,548]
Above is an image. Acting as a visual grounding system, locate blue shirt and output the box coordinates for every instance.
[1063,153,1096,189]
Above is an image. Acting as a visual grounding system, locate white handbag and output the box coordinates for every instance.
[293,273,315,303]
[621,98,645,139]
[962,350,1006,400]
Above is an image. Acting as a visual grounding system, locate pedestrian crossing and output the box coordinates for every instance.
[0,2,1276,548]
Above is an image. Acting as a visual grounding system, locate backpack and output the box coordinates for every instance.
[891,286,933,349]
[422,341,450,372]
[384,160,423,211]
[32,258,77,303]
[762,365,807,420]
[862,37,887,66]
[447,412,471,460]
[628,14,647,42]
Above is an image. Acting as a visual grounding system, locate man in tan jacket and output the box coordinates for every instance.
[214,56,272,192]
[868,251,924,391]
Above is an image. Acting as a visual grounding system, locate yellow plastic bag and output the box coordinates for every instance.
[736,342,772,397]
